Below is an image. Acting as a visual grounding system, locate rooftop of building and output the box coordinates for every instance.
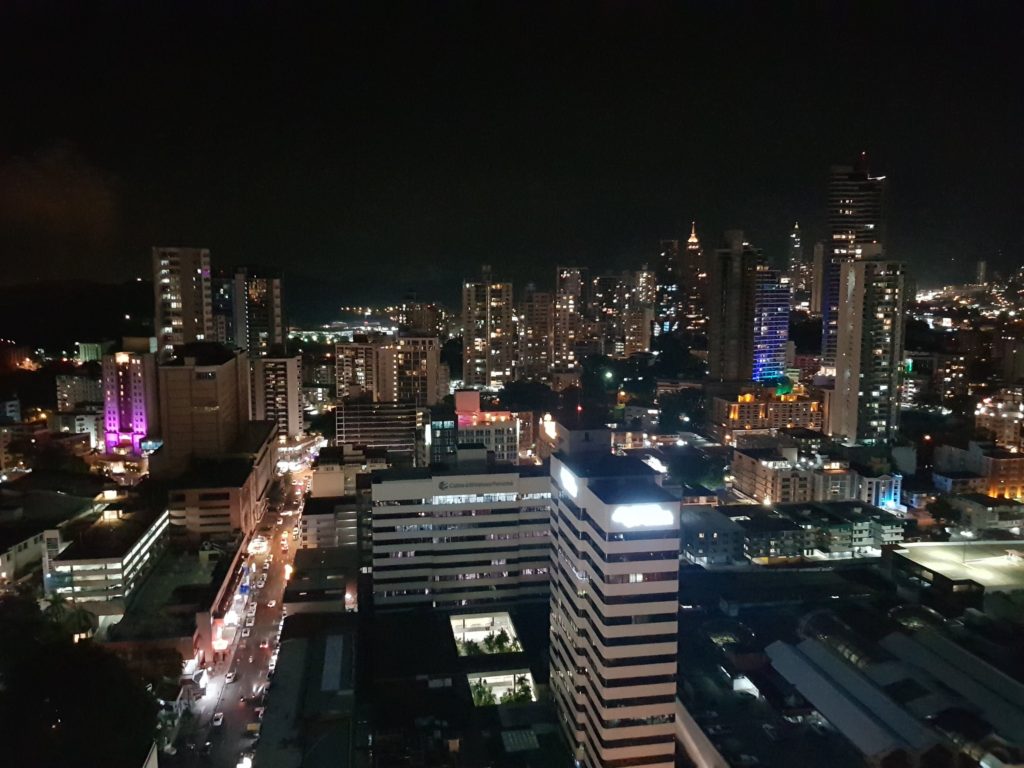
[231,420,277,455]
[725,510,803,534]
[0,487,98,552]
[106,545,227,641]
[1,468,110,498]
[555,451,657,480]
[680,505,742,533]
[284,546,360,606]
[955,493,1023,508]
[734,447,790,461]
[163,341,238,367]
[170,457,254,489]
[55,505,164,561]
[314,444,389,468]
[256,612,357,768]
[587,477,679,505]
[777,427,827,439]
[932,469,984,480]
[371,461,549,484]
[302,496,361,516]
[776,500,897,526]
[892,541,1024,592]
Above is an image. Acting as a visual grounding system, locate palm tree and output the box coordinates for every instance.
[43,593,70,624]
[64,602,98,640]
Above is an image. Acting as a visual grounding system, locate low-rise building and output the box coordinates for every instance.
[975,388,1024,450]
[680,506,744,565]
[731,446,813,504]
[709,387,823,445]
[44,506,168,610]
[298,496,360,549]
[948,493,1024,532]
[935,440,1024,499]
[931,469,986,495]
[454,390,520,464]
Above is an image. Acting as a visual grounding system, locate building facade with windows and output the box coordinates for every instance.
[549,443,680,768]
[370,461,551,608]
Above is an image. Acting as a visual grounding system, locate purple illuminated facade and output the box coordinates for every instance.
[103,352,160,454]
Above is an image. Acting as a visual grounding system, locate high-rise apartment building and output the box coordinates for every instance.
[155,343,251,475]
[236,268,285,356]
[708,231,788,382]
[821,156,885,364]
[462,269,515,388]
[788,222,812,309]
[153,247,213,356]
[832,257,906,444]
[810,241,825,315]
[335,337,445,406]
[56,373,103,413]
[102,351,160,454]
[653,239,680,339]
[552,267,585,370]
[518,285,553,380]
[549,430,680,768]
[253,355,302,439]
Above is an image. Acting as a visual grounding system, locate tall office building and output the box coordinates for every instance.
[253,355,302,439]
[152,247,213,356]
[462,268,515,388]
[549,428,680,768]
[336,337,445,406]
[653,239,680,339]
[680,222,708,333]
[518,285,553,380]
[55,373,103,413]
[552,267,585,370]
[832,257,907,444]
[155,343,251,475]
[102,351,160,454]
[788,222,812,308]
[753,264,790,382]
[708,231,788,382]
[821,156,885,364]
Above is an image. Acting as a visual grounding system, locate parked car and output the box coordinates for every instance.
[225,671,236,683]
[245,616,255,628]
[212,712,224,727]
[241,627,251,638]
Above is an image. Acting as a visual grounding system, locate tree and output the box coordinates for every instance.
[0,595,158,768]
[500,675,533,705]
[43,592,70,624]
[470,679,496,707]
[927,496,959,525]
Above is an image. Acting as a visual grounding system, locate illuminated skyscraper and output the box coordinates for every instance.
[821,155,885,364]
[102,351,160,454]
[708,231,788,382]
[787,222,812,308]
[552,267,585,369]
[236,268,285,356]
[153,247,213,356]
[832,256,906,444]
[549,428,680,768]
[462,267,515,388]
[653,239,681,339]
[518,285,553,380]
[680,222,708,333]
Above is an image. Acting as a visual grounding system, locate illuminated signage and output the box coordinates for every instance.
[610,504,674,529]
[559,466,578,498]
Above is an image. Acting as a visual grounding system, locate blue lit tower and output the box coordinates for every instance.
[752,263,790,382]
[708,231,789,382]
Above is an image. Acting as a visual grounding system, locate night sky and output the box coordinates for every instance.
[1,1,1021,313]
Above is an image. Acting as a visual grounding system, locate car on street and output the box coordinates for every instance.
[246,616,255,627]
[267,600,276,608]
[242,627,251,638]
[262,561,270,571]
[212,712,224,727]
[225,671,236,683]
[259,639,270,649]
